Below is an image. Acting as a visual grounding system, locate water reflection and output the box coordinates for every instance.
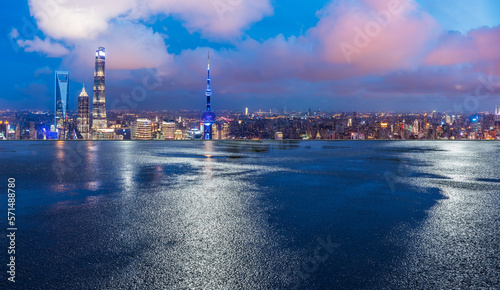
[386,142,500,288]
[165,142,290,288]
[6,141,499,289]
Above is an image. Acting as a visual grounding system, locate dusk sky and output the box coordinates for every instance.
[3,0,500,112]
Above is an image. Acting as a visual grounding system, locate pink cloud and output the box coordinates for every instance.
[310,0,441,75]
[425,26,500,75]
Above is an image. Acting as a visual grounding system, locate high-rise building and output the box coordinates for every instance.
[77,85,90,139]
[130,122,137,140]
[200,52,216,140]
[222,122,230,140]
[15,124,20,140]
[495,106,500,132]
[212,123,220,140]
[0,121,8,140]
[55,71,69,130]
[162,121,175,140]
[29,122,37,140]
[446,115,452,125]
[92,47,107,132]
[136,118,152,140]
[413,119,419,134]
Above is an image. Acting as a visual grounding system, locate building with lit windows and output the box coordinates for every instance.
[200,52,216,140]
[55,71,69,134]
[93,129,115,140]
[222,122,230,140]
[29,122,37,140]
[77,85,90,139]
[213,123,220,140]
[495,106,500,132]
[92,47,107,133]
[162,121,175,140]
[174,130,184,140]
[0,121,9,140]
[136,118,152,140]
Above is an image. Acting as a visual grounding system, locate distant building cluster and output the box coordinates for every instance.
[2,108,500,141]
[228,110,500,140]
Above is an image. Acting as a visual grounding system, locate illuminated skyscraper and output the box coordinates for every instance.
[495,106,500,132]
[200,52,216,140]
[92,47,107,131]
[136,118,152,140]
[162,121,175,140]
[29,122,37,140]
[77,84,90,139]
[0,121,8,140]
[55,71,69,130]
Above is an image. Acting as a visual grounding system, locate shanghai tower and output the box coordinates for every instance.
[92,47,107,131]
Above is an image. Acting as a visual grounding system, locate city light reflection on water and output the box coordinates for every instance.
[0,141,498,289]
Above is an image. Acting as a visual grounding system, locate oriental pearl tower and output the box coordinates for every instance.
[201,52,216,140]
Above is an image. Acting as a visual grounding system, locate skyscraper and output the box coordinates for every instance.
[162,121,175,140]
[92,47,107,132]
[55,71,69,131]
[495,106,500,132]
[77,84,90,139]
[136,118,152,140]
[200,52,216,140]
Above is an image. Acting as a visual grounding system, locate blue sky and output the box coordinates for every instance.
[2,0,500,112]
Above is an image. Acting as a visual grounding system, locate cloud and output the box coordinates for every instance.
[28,0,138,40]
[34,66,53,78]
[310,0,441,74]
[28,0,273,40]
[10,28,19,39]
[17,36,70,57]
[425,26,500,75]
[164,0,444,86]
[144,0,273,38]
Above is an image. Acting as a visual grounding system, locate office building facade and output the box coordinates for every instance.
[136,118,152,140]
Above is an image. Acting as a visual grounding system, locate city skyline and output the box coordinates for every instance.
[2,0,500,112]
